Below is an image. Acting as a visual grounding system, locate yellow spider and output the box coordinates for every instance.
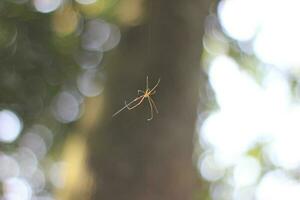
[113,76,160,121]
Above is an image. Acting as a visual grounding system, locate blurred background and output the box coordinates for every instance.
[0,0,300,200]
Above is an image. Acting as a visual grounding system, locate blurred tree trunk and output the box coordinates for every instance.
[88,0,209,200]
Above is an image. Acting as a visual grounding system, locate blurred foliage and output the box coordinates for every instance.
[0,0,146,199]
[199,0,300,199]
[0,0,146,137]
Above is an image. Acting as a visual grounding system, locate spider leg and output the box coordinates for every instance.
[112,95,143,117]
[147,97,154,121]
[149,96,159,114]
[112,104,128,117]
[150,90,156,95]
[125,96,145,110]
[149,78,160,93]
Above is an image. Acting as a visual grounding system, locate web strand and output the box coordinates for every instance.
[147,0,152,62]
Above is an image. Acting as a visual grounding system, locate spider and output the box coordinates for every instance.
[112,76,160,121]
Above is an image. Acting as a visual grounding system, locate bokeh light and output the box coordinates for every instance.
[201,1,300,199]
[77,69,105,97]
[218,0,260,41]
[233,156,261,187]
[101,23,121,52]
[0,110,23,143]
[52,6,79,36]
[51,91,81,123]
[81,19,111,51]
[253,0,300,68]
[74,50,103,69]
[49,162,66,188]
[256,170,300,200]
[3,177,32,200]
[199,153,225,182]
[0,154,20,180]
[210,182,233,200]
[219,0,300,70]
[14,148,38,178]
[77,0,110,17]
[33,0,62,13]
[114,0,144,26]
[234,187,256,200]
[29,168,46,193]
[20,132,48,160]
[75,0,97,5]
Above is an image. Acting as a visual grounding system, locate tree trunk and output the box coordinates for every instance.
[88,0,209,199]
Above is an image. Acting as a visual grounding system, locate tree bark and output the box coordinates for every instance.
[88,0,209,199]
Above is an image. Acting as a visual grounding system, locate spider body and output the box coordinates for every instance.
[113,76,160,121]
